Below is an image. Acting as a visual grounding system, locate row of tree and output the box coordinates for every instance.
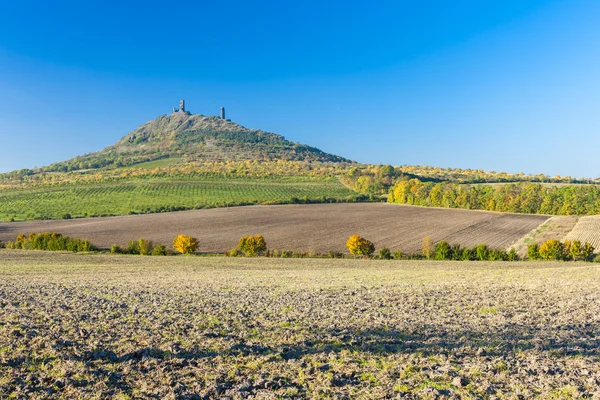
[389,179,600,215]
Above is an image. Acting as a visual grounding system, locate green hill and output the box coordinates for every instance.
[41,113,349,173]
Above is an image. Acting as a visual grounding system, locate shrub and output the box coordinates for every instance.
[127,240,140,255]
[227,248,242,257]
[569,240,582,261]
[173,234,198,254]
[582,242,595,261]
[393,251,404,260]
[110,244,121,254]
[461,248,474,261]
[62,213,72,220]
[328,250,344,259]
[239,234,267,256]
[527,243,540,260]
[378,247,392,260]
[450,244,463,261]
[488,249,507,261]
[138,238,153,256]
[7,232,96,253]
[508,248,519,261]
[152,244,168,256]
[539,239,564,260]
[475,244,489,261]
[346,235,375,257]
[434,240,451,260]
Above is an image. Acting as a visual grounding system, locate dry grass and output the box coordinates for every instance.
[0,203,548,253]
[511,216,580,256]
[1,251,599,398]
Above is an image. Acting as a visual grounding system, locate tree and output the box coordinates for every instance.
[239,234,267,256]
[582,242,595,261]
[378,247,392,260]
[527,243,540,260]
[539,239,564,260]
[173,234,198,254]
[475,244,489,261]
[422,236,434,260]
[346,235,375,257]
[435,240,451,260]
[569,240,582,261]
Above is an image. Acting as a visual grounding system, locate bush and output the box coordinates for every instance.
[378,247,392,260]
[110,244,121,254]
[328,250,344,259]
[138,238,153,256]
[239,234,267,256]
[127,240,140,255]
[582,242,595,261]
[227,248,242,257]
[461,248,474,261]
[173,234,198,254]
[152,244,168,256]
[508,248,519,261]
[434,240,451,260]
[7,232,96,253]
[475,244,489,261]
[539,239,564,260]
[450,244,463,261]
[346,235,375,257]
[527,243,540,260]
[488,249,507,261]
[393,251,404,260]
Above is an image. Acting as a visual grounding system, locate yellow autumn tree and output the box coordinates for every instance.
[173,234,198,254]
[238,234,267,256]
[346,235,375,257]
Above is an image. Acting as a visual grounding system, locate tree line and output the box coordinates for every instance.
[389,179,600,215]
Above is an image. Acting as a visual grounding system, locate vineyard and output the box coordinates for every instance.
[0,176,356,221]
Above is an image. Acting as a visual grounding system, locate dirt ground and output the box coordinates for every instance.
[1,252,599,398]
[0,204,548,253]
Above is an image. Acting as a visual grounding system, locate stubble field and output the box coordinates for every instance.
[0,204,549,253]
[1,251,599,399]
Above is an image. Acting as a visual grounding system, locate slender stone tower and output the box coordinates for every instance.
[220,107,225,120]
[179,100,185,113]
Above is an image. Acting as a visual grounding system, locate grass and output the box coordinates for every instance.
[0,175,356,221]
[1,251,600,398]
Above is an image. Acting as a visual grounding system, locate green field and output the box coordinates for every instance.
[1,251,599,398]
[0,176,357,221]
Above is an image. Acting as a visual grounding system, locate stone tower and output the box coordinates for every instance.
[179,100,185,113]
[220,107,225,120]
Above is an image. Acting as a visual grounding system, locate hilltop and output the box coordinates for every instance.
[41,112,349,173]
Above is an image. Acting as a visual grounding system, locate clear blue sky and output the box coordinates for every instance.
[1,0,599,177]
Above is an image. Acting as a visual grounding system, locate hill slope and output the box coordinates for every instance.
[42,113,350,172]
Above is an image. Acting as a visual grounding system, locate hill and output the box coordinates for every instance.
[41,112,349,173]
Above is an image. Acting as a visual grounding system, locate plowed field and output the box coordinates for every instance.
[1,252,599,398]
[564,216,600,251]
[0,204,549,253]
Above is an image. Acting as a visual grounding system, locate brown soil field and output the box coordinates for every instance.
[1,252,600,398]
[0,204,549,253]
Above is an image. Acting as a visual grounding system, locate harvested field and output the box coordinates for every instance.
[510,216,580,256]
[1,251,600,398]
[0,204,549,253]
[564,216,600,251]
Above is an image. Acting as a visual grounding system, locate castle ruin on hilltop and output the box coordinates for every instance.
[172,100,228,120]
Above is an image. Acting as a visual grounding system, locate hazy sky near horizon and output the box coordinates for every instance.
[1,1,599,177]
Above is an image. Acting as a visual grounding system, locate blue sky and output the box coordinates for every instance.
[1,0,599,177]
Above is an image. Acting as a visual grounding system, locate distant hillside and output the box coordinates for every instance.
[41,113,350,172]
